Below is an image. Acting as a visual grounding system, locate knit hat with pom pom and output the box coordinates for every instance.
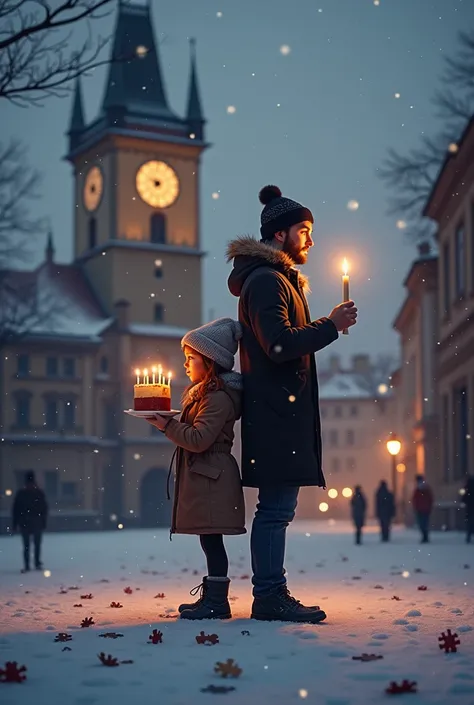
[259,185,314,241]
[181,318,243,371]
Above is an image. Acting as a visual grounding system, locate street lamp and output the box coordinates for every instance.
[386,434,402,520]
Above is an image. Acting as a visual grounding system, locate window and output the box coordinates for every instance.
[63,358,76,377]
[154,258,163,278]
[350,405,358,417]
[346,457,356,471]
[46,357,58,377]
[89,217,97,249]
[346,429,355,446]
[443,241,451,316]
[442,394,450,483]
[14,393,31,428]
[17,354,29,377]
[64,400,76,429]
[104,401,117,438]
[44,470,58,499]
[329,430,338,447]
[154,303,164,323]
[455,222,465,297]
[150,213,166,244]
[331,457,340,473]
[99,356,109,374]
[62,482,77,499]
[45,398,58,429]
[334,406,342,418]
[453,385,469,480]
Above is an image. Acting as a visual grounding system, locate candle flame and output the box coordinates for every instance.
[168,371,172,379]
[134,368,140,375]
[143,368,148,375]
[151,366,156,373]
[342,258,349,276]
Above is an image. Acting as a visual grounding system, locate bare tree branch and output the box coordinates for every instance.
[379,29,474,241]
[0,0,120,105]
[0,139,47,268]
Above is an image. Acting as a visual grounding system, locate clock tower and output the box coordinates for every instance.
[65,1,207,330]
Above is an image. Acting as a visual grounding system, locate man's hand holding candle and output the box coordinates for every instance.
[328,301,358,332]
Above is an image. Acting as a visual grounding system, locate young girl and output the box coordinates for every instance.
[147,317,245,620]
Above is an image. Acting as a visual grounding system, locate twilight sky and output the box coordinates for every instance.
[3,0,473,365]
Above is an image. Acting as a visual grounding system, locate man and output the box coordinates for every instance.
[375,480,395,542]
[12,471,48,573]
[227,184,357,623]
[412,474,434,544]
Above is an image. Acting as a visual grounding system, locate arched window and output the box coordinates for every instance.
[89,217,97,249]
[150,213,166,244]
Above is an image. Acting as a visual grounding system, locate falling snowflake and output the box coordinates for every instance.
[347,200,359,211]
[299,690,308,699]
[216,11,223,18]
[396,220,407,230]
[227,105,236,114]
[136,45,148,58]
[319,502,329,513]
[212,192,220,200]
[374,0,380,5]
[448,143,459,154]
[394,92,401,99]
[280,45,291,55]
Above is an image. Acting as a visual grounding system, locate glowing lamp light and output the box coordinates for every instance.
[386,435,401,456]
[319,502,329,513]
[396,463,406,474]
[328,488,338,499]
[342,487,353,498]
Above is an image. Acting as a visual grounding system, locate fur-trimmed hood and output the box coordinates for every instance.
[226,235,310,297]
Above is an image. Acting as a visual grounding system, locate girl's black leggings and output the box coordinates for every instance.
[199,534,229,577]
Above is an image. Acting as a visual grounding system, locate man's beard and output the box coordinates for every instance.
[283,240,308,265]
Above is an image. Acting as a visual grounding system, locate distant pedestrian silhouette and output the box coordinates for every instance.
[412,474,434,544]
[12,471,48,573]
[461,476,474,544]
[375,480,395,542]
[350,485,367,545]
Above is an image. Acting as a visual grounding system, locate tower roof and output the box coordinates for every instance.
[101,1,179,123]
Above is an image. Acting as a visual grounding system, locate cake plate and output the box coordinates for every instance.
[124,409,180,418]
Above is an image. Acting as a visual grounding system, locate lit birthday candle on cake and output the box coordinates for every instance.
[135,368,140,384]
[143,368,149,384]
[152,366,157,384]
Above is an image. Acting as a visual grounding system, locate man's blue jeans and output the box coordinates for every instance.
[250,485,299,598]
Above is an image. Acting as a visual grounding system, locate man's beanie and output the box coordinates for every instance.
[259,185,314,241]
[181,318,243,371]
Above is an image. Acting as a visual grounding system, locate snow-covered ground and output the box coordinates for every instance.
[1,521,473,705]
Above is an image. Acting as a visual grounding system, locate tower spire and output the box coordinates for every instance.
[186,38,205,141]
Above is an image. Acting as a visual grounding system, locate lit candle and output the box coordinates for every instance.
[143,368,149,385]
[135,368,140,385]
[152,366,156,384]
[342,258,350,336]
[168,371,172,386]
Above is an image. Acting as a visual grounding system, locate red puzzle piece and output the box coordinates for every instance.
[195,631,219,645]
[438,629,460,653]
[0,662,27,683]
[148,629,163,644]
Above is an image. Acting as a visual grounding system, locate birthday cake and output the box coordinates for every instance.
[134,382,171,412]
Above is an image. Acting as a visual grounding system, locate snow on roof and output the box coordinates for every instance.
[128,323,189,338]
[319,372,374,400]
[2,261,112,341]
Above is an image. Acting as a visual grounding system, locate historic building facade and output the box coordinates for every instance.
[422,116,474,529]
[0,3,207,531]
[392,243,439,526]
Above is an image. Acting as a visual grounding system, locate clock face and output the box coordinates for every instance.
[83,166,103,212]
[136,160,179,209]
